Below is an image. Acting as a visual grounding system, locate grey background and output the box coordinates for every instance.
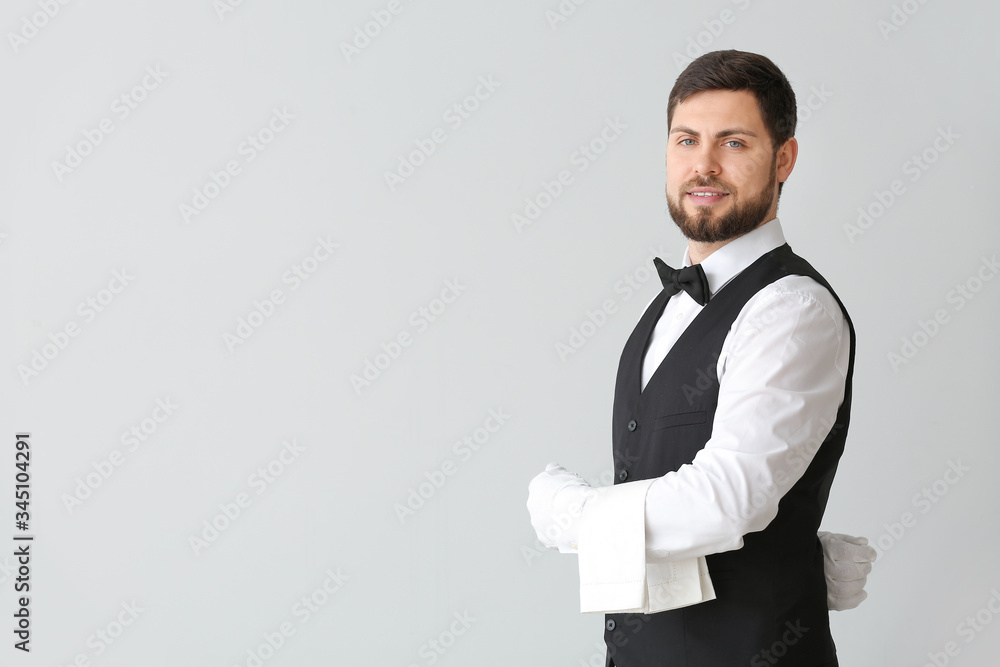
[2,0,998,665]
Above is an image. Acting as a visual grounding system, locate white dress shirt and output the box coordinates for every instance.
[577,217,851,613]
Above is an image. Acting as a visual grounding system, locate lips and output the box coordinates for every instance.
[686,187,729,205]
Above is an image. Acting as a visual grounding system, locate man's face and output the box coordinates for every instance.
[665,89,790,244]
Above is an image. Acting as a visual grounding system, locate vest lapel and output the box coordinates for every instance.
[631,289,672,396]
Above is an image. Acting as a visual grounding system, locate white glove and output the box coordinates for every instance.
[819,531,877,611]
[526,463,596,553]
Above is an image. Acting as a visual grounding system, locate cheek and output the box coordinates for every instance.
[728,153,770,186]
[665,151,687,174]
[665,159,687,189]
[665,177,685,201]
[664,169,677,190]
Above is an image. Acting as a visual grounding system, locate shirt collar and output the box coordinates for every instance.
[681,217,787,297]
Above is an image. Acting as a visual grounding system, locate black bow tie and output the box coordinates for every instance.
[653,258,711,306]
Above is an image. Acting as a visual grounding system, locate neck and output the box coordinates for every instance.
[686,213,777,264]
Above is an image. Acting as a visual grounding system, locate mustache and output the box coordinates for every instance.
[681,176,733,194]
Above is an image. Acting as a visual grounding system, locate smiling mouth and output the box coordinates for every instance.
[686,191,729,204]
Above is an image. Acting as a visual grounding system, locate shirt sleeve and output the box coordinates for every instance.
[580,275,851,567]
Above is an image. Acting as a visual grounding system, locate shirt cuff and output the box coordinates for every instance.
[577,480,715,614]
[645,554,716,613]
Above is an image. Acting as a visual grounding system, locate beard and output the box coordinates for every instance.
[667,157,778,244]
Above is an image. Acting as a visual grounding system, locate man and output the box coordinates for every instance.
[527,50,874,666]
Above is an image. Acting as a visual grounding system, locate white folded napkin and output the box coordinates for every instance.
[578,480,715,614]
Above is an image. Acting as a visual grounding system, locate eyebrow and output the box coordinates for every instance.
[669,126,759,138]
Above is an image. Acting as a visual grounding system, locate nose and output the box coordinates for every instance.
[693,145,721,177]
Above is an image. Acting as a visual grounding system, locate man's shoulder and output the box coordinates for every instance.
[769,273,843,309]
[750,244,850,323]
[736,273,848,337]
[722,272,852,378]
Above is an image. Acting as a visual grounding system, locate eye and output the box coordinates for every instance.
[678,138,696,146]
[725,140,744,148]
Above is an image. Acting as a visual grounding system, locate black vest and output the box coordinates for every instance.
[605,244,855,667]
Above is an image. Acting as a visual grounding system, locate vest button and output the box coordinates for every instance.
[618,469,629,481]
[627,420,637,431]
[606,619,616,631]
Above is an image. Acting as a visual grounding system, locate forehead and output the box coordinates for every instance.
[671,89,765,133]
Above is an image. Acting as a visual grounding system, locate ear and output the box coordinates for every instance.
[776,137,798,184]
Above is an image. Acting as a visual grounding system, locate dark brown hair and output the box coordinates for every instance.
[667,50,797,153]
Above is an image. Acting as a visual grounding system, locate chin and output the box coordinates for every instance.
[688,204,729,221]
